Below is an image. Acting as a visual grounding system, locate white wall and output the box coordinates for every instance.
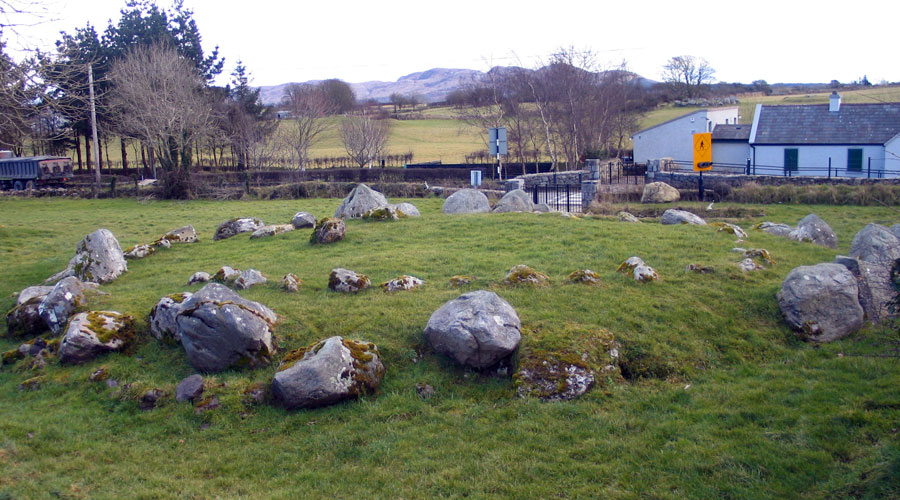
[632,107,739,164]
[751,145,894,178]
[886,135,900,176]
[712,142,751,170]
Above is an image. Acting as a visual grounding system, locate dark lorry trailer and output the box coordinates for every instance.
[0,156,74,190]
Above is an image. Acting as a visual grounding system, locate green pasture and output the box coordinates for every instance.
[1,196,898,499]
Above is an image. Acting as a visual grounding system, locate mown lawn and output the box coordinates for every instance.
[1,197,898,499]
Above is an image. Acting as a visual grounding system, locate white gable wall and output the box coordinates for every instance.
[886,135,900,175]
[632,108,739,164]
[712,142,751,169]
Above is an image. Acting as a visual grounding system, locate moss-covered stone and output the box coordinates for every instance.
[503,265,550,286]
[567,269,601,285]
[448,275,476,286]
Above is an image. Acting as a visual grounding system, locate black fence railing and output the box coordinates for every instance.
[665,160,900,179]
[531,184,583,213]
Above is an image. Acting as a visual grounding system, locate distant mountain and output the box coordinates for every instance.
[257,67,658,106]
[258,68,484,106]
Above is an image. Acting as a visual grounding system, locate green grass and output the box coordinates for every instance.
[1,197,899,498]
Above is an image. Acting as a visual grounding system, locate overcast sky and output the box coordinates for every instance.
[5,0,898,87]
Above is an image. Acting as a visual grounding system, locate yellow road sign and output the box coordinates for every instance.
[693,132,712,171]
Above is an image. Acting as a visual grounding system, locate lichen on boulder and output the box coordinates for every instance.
[311,217,346,244]
[503,265,550,286]
[448,275,476,286]
[59,311,136,364]
[272,336,385,410]
[334,184,389,219]
[567,269,601,285]
[281,273,301,292]
[212,266,241,283]
[382,275,424,292]
[214,217,264,241]
[329,268,370,293]
[124,244,155,260]
[362,206,407,221]
[633,265,660,282]
[710,222,748,239]
[617,256,646,273]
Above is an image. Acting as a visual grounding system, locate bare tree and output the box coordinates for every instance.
[662,55,715,99]
[340,111,390,168]
[108,44,211,198]
[282,83,332,169]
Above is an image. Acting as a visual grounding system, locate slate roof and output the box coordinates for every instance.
[712,124,751,141]
[753,103,900,145]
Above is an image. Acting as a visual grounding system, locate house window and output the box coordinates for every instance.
[847,148,863,172]
[784,148,798,172]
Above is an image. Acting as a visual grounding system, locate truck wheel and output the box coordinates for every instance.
[25,180,35,190]
[13,181,24,191]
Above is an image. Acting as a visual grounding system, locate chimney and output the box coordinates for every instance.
[829,91,841,112]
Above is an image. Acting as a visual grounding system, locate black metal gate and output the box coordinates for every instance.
[531,184,583,213]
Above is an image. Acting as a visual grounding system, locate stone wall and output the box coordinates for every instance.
[514,171,587,189]
[646,171,900,191]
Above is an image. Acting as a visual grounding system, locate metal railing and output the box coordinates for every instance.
[663,159,900,179]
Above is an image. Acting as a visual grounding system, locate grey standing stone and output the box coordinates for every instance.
[789,214,838,249]
[149,292,193,343]
[777,263,864,342]
[38,276,87,334]
[442,189,491,214]
[834,256,897,324]
[848,223,900,268]
[334,184,389,219]
[424,290,521,369]
[50,229,128,284]
[176,283,277,373]
[291,212,316,229]
[272,336,384,410]
[660,209,706,225]
[493,189,534,213]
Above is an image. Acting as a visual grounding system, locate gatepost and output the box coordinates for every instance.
[581,159,600,211]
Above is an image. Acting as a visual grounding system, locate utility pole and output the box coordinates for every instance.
[88,63,101,194]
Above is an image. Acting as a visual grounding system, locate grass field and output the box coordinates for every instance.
[1,196,899,499]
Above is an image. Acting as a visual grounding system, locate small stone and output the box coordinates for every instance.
[448,275,476,286]
[214,217,264,241]
[738,258,763,272]
[710,222,748,239]
[416,383,435,400]
[311,218,346,244]
[617,211,640,223]
[89,367,109,382]
[328,268,370,293]
[176,374,204,403]
[234,269,267,290]
[633,265,660,282]
[568,269,602,284]
[212,266,241,283]
[382,275,424,292]
[503,265,549,286]
[291,212,316,229]
[194,395,221,414]
[281,273,301,292]
[250,224,295,239]
[617,256,645,273]
[139,389,164,410]
[187,272,210,285]
[124,244,155,259]
[685,264,715,274]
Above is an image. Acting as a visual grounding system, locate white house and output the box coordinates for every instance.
[632,107,739,164]
[748,92,900,178]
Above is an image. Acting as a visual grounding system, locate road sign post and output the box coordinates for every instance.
[693,132,712,201]
[489,127,507,181]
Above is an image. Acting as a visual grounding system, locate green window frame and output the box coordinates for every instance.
[784,148,798,172]
[847,148,863,172]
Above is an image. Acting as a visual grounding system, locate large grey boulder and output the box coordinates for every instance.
[334,184,389,219]
[272,336,385,410]
[641,182,680,203]
[214,217,264,241]
[834,256,897,324]
[424,290,521,369]
[789,214,838,249]
[493,189,534,213]
[149,292,193,344]
[59,311,135,364]
[754,222,793,238]
[890,224,900,240]
[6,287,53,338]
[176,283,278,373]
[38,276,88,334]
[848,223,900,268]
[442,189,491,214]
[291,212,316,229]
[660,209,706,226]
[777,263,864,342]
[47,229,127,284]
